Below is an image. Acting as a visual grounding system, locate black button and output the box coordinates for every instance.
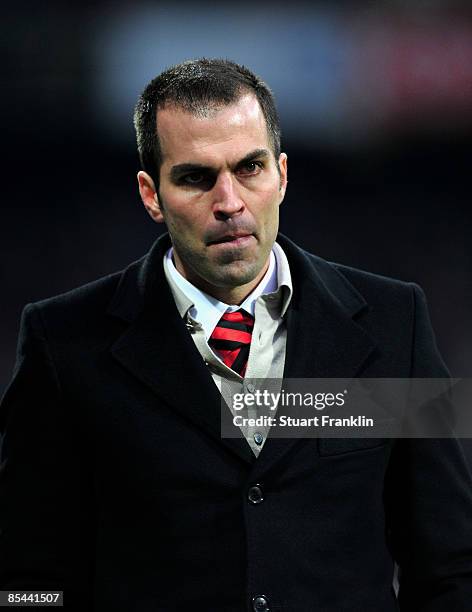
[248,484,264,504]
[252,595,270,611]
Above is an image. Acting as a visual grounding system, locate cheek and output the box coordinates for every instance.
[166,208,207,244]
[257,191,281,222]
[163,198,197,227]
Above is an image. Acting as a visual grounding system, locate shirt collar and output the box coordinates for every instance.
[163,241,293,340]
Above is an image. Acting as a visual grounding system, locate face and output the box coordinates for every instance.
[137,93,288,304]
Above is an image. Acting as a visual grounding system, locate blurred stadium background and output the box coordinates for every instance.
[2,1,471,458]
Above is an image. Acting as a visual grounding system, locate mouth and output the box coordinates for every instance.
[208,233,254,247]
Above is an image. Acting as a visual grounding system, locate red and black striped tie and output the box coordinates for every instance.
[209,309,255,377]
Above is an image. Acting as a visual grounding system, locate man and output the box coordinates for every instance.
[1,58,471,611]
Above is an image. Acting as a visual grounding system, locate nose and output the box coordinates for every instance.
[211,172,244,220]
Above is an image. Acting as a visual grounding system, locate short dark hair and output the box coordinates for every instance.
[133,58,281,187]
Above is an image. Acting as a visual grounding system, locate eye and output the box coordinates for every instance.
[182,172,204,184]
[239,161,263,175]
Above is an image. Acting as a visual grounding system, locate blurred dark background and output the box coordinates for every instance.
[2,1,471,459]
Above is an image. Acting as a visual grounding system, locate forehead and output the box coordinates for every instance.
[156,94,271,167]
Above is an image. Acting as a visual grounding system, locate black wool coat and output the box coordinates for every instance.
[1,232,472,611]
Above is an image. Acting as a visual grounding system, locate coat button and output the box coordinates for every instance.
[248,484,264,504]
[252,595,270,611]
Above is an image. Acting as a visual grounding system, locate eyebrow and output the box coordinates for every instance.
[169,148,270,182]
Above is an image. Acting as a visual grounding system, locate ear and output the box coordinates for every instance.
[277,152,288,203]
[137,171,165,223]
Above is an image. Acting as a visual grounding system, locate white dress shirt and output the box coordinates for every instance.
[163,242,293,456]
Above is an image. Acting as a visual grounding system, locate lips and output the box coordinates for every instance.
[208,233,253,245]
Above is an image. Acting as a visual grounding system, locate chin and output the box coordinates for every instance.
[213,261,263,288]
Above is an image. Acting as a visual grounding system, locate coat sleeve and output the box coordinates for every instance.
[385,284,472,611]
[0,304,94,610]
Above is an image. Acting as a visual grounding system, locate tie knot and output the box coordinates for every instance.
[209,309,255,377]
[220,309,254,330]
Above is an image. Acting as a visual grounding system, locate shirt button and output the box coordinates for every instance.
[254,432,264,446]
[247,383,255,393]
[248,484,264,505]
[252,595,270,611]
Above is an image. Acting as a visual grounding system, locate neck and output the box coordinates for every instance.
[205,276,265,306]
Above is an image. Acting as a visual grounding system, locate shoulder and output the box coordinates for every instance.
[20,255,146,345]
[26,269,121,324]
[329,259,419,307]
[320,255,428,334]
[33,270,123,313]
[292,242,447,375]
[279,232,415,292]
[281,232,419,314]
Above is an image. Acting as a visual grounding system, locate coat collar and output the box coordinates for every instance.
[275,232,373,379]
[108,232,376,467]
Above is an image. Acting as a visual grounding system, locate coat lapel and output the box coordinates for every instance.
[280,233,376,381]
[250,234,377,476]
[108,233,254,465]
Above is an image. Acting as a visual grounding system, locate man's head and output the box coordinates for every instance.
[134,58,288,304]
